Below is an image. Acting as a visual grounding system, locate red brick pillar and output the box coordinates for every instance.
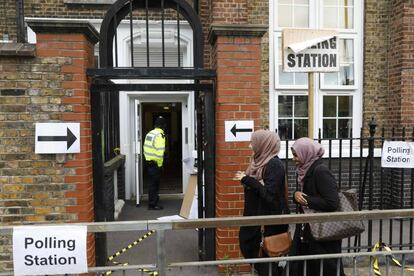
[27,20,98,267]
[209,25,267,261]
[387,2,414,128]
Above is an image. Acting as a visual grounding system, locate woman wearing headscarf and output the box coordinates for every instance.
[234,130,288,276]
[289,137,346,276]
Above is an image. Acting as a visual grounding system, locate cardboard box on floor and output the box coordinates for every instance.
[179,174,198,219]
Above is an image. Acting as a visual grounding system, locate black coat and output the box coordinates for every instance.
[239,156,288,259]
[289,159,346,276]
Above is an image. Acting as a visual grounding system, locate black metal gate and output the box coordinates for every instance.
[87,0,216,265]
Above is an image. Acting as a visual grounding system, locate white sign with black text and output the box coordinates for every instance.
[13,225,87,276]
[381,141,414,168]
[35,123,80,154]
[225,121,254,142]
[283,29,339,73]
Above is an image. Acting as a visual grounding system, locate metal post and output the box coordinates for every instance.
[156,229,167,276]
[308,72,314,138]
[368,117,377,248]
[91,86,107,266]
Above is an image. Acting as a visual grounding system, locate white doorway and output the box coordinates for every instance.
[120,92,195,205]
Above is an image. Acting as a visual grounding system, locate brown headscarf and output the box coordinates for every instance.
[291,137,325,189]
[245,130,281,181]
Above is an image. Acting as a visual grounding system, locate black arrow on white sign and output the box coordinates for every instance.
[230,124,253,137]
[37,127,77,149]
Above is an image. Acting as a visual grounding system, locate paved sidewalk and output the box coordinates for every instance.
[106,200,414,275]
[106,199,219,275]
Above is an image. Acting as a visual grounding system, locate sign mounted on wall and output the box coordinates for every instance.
[381,141,414,168]
[35,123,80,154]
[13,225,87,276]
[225,121,254,142]
[282,29,339,73]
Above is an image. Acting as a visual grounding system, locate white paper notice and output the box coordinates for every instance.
[13,225,87,276]
[381,141,414,168]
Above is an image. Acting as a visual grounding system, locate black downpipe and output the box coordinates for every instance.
[194,0,199,14]
[16,0,26,43]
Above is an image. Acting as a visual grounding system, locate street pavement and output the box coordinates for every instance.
[106,198,219,275]
[106,199,414,275]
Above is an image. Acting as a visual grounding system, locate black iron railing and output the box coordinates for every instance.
[280,118,414,252]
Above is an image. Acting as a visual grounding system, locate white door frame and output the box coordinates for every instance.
[119,91,195,203]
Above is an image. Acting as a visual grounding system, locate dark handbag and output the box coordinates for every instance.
[303,189,365,241]
[259,176,292,257]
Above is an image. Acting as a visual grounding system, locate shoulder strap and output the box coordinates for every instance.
[284,176,289,208]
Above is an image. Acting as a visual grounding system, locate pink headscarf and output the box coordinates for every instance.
[291,137,325,188]
[245,130,281,181]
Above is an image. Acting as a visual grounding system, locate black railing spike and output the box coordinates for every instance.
[368,117,377,137]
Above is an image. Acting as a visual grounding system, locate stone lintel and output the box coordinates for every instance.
[26,19,100,44]
[208,24,268,45]
[0,43,36,57]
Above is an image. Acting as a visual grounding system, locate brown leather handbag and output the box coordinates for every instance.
[259,177,292,257]
[260,229,292,257]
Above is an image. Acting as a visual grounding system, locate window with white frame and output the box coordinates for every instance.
[321,0,354,29]
[278,95,308,139]
[278,38,308,86]
[271,0,362,139]
[278,0,310,28]
[322,38,355,87]
[322,95,352,138]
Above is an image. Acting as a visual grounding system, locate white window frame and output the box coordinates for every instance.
[277,0,311,28]
[269,0,364,145]
[320,95,353,138]
[320,0,355,30]
[277,94,309,139]
[319,35,359,90]
[274,35,309,90]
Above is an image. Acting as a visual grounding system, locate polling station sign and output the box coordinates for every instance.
[13,225,87,276]
[381,141,414,168]
[282,29,339,72]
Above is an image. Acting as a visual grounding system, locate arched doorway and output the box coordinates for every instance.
[87,0,216,265]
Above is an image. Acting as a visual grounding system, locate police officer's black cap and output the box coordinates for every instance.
[154,116,167,129]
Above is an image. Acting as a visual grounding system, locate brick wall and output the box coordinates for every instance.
[390,0,414,128]
[211,0,248,24]
[0,1,17,42]
[363,0,391,129]
[387,1,404,128]
[210,28,265,262]
[0,22,98,271]
[365,0,414,129]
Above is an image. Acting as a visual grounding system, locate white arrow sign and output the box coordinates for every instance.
[225,121,254,142]
[35,123,80,154]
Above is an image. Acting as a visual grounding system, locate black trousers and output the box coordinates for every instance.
[147,162,161,207]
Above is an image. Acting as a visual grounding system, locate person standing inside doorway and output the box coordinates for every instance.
[143,116,167,210]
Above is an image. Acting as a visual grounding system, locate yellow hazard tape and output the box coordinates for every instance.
[102,230,158,276]
[372,242,414,275]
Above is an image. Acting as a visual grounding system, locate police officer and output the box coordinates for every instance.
[143,116,167,210]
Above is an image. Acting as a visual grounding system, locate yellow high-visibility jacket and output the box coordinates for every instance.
[143,128,166,167]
